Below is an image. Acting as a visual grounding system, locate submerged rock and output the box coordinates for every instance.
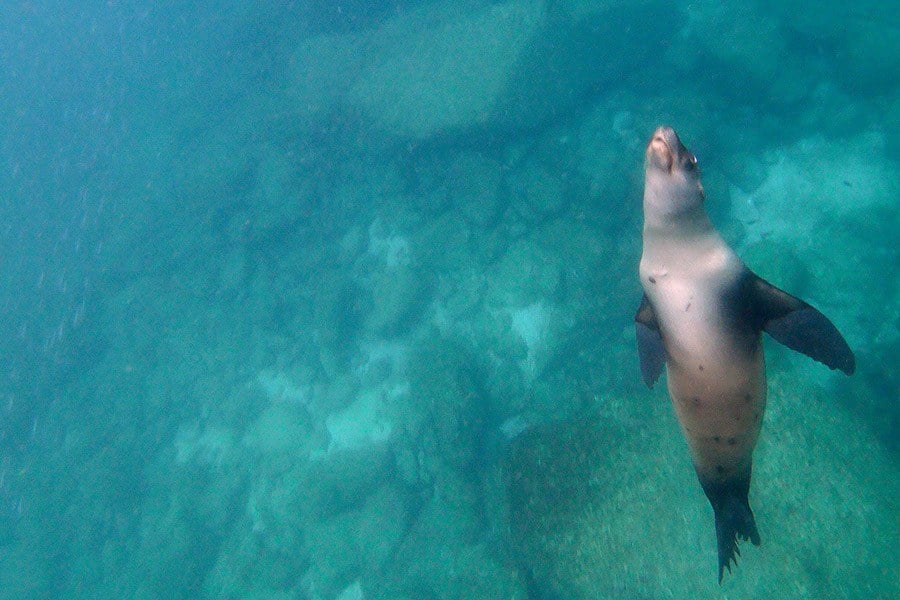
[509,159,566,222]
[502,382,900,597]
[502,410,667,598]
[365,265,430,337]
[285,0,679,142]
[449,151,505,228]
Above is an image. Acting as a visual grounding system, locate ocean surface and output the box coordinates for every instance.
[0,1,897,598]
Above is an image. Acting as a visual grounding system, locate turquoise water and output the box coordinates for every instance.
[0,1,897,598]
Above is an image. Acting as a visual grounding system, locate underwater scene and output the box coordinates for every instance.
[0,1,897,598]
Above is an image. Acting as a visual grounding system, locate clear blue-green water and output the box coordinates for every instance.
[0,2,897,598]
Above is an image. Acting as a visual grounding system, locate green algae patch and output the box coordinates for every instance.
[505,415,624,541]
[502,411,652,598]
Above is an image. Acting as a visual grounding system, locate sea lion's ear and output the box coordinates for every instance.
[635,294,666,387]
[748,274,856,375]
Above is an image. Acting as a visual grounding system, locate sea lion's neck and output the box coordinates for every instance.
[641,207,718,264]
[642,207,713,236]
[641,171,708,227]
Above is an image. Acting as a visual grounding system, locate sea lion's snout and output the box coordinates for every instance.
[647,125,689,171]
[651,126,684,150]
[651,125,675,144]
[646,126,699,175]
[643,126,705,216]
[647,126,680,171]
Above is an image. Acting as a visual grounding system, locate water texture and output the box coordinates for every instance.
[0,1,897,598]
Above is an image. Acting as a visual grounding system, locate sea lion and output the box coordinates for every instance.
[635,126,855,582]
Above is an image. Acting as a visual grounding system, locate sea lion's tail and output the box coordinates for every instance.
[700,473,761,583]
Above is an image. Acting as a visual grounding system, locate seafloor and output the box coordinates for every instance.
[0,1,897,599]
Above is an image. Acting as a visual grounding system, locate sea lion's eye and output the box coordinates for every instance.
[685,154,698,171]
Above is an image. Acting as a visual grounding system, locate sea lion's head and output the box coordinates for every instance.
[643,126,705,222]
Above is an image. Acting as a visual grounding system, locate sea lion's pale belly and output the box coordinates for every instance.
[642,264,766,482]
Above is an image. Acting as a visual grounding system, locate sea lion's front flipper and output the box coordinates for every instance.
[748,274,856,375]
[635,294,666,387]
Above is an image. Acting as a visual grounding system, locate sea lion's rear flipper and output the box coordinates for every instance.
[635,294,666,387]
[747,274,856,375]
[700,473,761,584]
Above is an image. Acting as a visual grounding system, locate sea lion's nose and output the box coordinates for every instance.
[652,126,679,146]
[647,127,673,168]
